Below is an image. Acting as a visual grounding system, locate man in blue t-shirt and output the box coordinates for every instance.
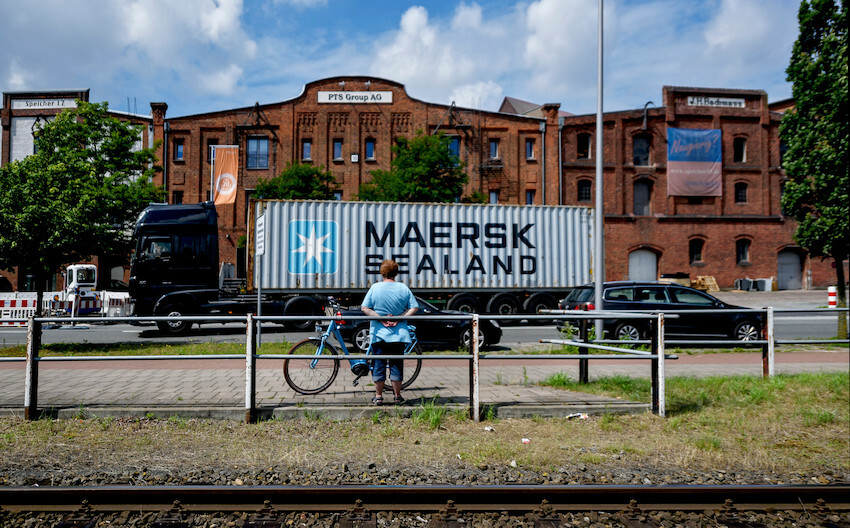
[361,260,418,405]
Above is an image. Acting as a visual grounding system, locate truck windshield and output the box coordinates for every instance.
[140,237,172,260]
[77,269,96,283]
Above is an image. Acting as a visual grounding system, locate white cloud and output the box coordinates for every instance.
[450,81,503,110]
[197,64,244,96]
[0,0,798,117]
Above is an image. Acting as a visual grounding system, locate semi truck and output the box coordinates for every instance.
[129,200,594,334]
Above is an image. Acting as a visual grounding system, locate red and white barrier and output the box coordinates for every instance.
[0,299,38,326]
[50,299,102,314]
[828,286,837,309]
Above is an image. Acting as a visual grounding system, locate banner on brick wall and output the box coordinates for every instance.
[213,146,239,205]
[666,127,722,196]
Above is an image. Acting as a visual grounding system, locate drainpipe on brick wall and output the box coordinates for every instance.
[558,116,564,205]
[539,120,546,205]
[162,122,169,197]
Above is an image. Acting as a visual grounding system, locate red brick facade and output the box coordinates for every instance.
[1,79,841,292]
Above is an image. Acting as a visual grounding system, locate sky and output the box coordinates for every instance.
[0,0,801,118]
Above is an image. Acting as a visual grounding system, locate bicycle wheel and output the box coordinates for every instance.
[400,342,423,389]
[283,338,340,395]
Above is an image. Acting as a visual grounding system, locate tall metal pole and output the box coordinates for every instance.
[594,0,605,337]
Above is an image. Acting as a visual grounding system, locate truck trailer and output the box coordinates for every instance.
[129,200,593,334]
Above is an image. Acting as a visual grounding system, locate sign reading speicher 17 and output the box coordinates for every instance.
[318,91,393,104]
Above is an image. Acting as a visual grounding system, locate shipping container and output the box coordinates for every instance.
[249,200,593,312]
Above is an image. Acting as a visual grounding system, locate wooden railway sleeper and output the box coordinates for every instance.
[616,499,660,528]
[243,499,283,528]
[427,500,463,527]
[813,498,850,528]
[151,500,190,528]
[338,498,376,528]
[714,499,767,528]
[532,499,563,527]
[56,500,97,528]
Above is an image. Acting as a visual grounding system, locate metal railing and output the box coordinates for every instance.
[10,306,848,422]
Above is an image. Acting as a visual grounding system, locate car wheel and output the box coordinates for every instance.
[460,326,486,349]
[353,325,371,353]
[733,320,760,341]
[613,321,642,341]
[156,304,192,335]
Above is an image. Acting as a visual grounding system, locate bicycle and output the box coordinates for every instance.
[283,297,423,395]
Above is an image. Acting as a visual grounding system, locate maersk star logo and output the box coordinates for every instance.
[288,220,338,274]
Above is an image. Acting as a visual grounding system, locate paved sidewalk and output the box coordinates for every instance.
[0,349,846,420]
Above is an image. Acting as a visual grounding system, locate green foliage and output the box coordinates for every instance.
[254,162,338,200]
[411,398,447,429]
[0,101,162,297]
[780,0,848,269]
[358,131,467,202]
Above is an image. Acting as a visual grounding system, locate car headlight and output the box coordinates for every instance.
[491,320,501,329]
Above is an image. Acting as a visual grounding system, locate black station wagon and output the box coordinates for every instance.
[558,281,763,341]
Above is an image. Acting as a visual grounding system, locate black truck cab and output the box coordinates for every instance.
[128,202,219,331]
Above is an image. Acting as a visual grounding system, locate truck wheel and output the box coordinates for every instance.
[487,293,520,325]
[156,304,192,335]
[523,292,557,325]
[284,296,321,331]
[447,294,481,313]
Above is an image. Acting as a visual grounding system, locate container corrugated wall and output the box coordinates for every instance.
[252,200,593,292]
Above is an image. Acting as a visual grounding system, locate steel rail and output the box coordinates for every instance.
[2,484,848,513]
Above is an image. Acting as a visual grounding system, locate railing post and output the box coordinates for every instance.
[245,314,257,423]
[651,313,666,416]
[656,313,666,417]
[24,316,41,420]
[470,313,480,422]
[578,309,589,384]
[762,307,775,378]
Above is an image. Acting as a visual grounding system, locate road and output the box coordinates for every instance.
[0,313,844,349]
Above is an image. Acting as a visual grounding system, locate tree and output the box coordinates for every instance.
[358,131,467,202]
[254,162,338,200]
[0,101,162,313]
[780,0,848,337]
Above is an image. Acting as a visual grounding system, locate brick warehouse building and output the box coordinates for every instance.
[1,77,841,291]
[0,89,153,292]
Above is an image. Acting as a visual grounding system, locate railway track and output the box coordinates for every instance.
[1,483,849,527]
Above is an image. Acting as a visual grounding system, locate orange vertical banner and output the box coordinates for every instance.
[213,146,238,205]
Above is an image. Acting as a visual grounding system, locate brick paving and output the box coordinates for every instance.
[0,349,846,420]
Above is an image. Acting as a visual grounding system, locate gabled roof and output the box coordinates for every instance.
[499,96,573,117]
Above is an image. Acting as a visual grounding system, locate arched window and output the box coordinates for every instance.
[736,238,751,264]
[577,133,592,159]
[734,182,748,203]
[633,134,651,166]
[689,239,705,264]
[633,179,652,215]
[577,180,592,202]
[733,137,747,163]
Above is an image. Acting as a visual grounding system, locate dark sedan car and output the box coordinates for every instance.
[334,296,502,353]
[558,281,763,341]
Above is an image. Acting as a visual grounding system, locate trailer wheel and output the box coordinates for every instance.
[156,303,192,335]
[284,296,321,331]
[447,293,481,314]
[487,292,520,325]
[523,292,557,325]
